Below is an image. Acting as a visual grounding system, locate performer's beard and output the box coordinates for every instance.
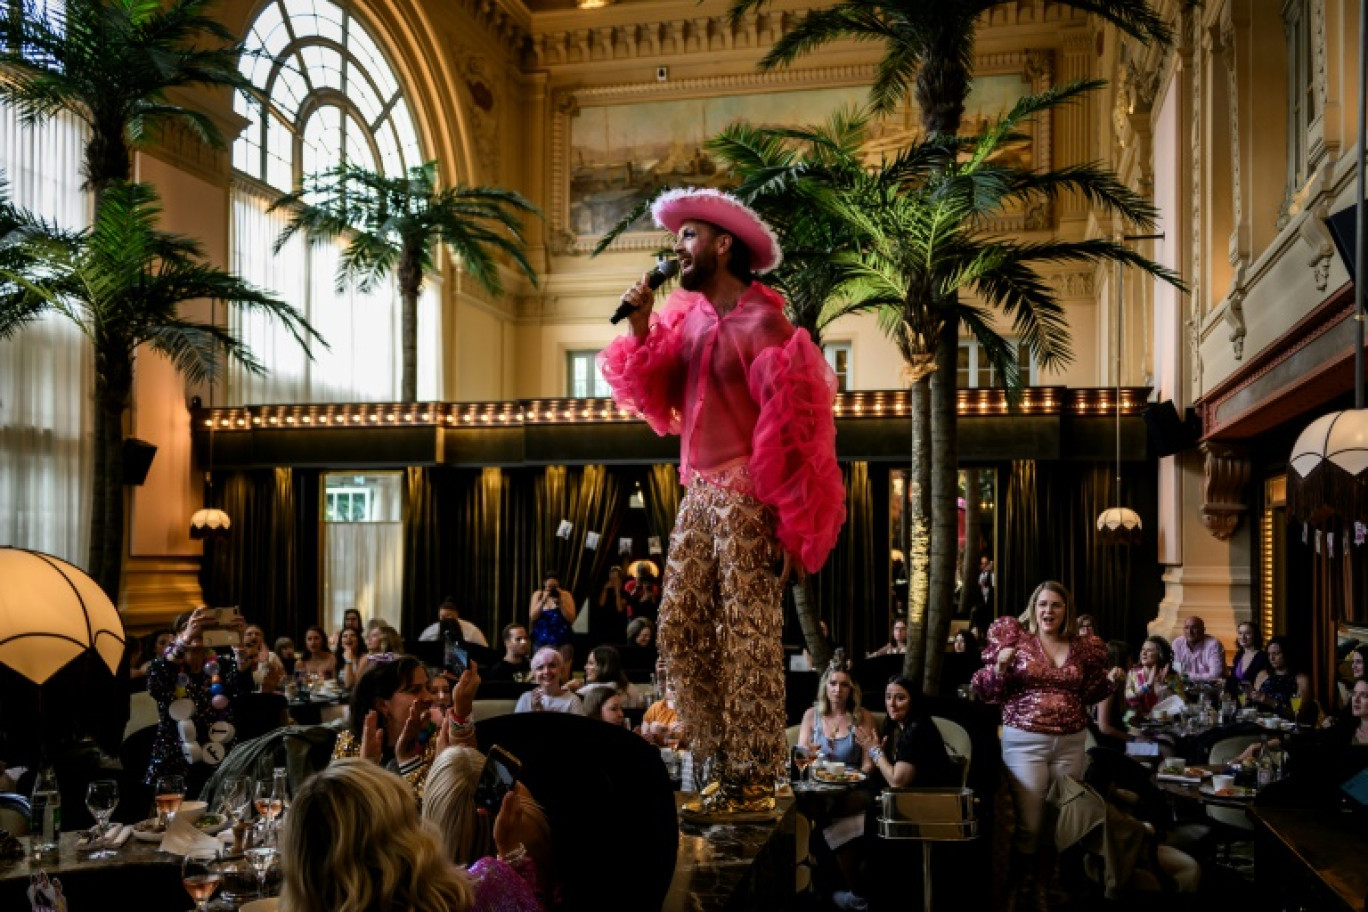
[679,253,715,291]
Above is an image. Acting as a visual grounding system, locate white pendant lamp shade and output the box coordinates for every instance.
[1287,408,1368,521]
[1289,410,1368,478]
[1096,506,1143,546]
[0,547,125,685]
[190,508,233,540]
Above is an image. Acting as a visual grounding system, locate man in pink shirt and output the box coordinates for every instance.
[1172,616,1226,683]
[599,188,845,816]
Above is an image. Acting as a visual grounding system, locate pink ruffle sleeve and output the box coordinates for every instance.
[971,616,1025,704]
[746,329,846,573]
[596,304,691,437]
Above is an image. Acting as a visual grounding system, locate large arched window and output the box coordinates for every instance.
[229,0,439,404]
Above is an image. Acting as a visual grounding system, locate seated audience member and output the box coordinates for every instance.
[940,628,984,697]
[329,607,365,650]
[582,687,627,726]
[1091,640,1133,750]
[274,637,297,675]
[485,624,532,682]
[423,746,553,911]
[419,597,490,647]
[334,628,371,690]
[297,625,338,679]
[332,655,476,799]
[280,759,473,912]
[1075,614,1098,640]
[1253,636,1315,721]
[1124,636,1184,724]
[131,629,174,683]
[242,624,286,691]
[429,669,454,724]
[567,646,640,706]
[867,617,908,658]
[514,648,583,715]
[641,677,686,748]
[367,624,406,657]
[799,658,874,772]
[1226,620,1268,698]
[1172,616,1225,683]
[624,617,656,650]
[856,675,954,789]
[1337,645,1367,708]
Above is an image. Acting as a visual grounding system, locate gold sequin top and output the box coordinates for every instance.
[332,728,440,801]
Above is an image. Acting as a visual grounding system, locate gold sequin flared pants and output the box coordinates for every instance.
[657,477,787,792]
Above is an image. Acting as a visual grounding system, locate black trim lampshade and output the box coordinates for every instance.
[0,547,125,684]
[1287,409,1368,522]
[189,508,233,540]
[1096,506,1143,546]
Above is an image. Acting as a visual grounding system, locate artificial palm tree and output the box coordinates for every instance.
[0,0,255,207]
[729,0,1173,682]
[0,179,321,600]
[819,82,1182,688]
[271,160,541,402]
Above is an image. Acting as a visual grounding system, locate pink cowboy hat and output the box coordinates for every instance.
[650,187,783,274]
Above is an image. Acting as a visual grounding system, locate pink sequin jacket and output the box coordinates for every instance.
[971,616,1114,735]
[597,283,845,573]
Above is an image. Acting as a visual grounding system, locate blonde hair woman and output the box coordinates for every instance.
[423,746,551,910]
[279,758,471,912]
[798,659,874,771]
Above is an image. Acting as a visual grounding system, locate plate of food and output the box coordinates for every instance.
[1199,784,1256,799]
[193,812,230,835]
[132,818,166,842]
[813,768,867,784]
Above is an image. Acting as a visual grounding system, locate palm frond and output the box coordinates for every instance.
[591,195,657,256]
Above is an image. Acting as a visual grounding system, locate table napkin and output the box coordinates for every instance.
[1156,772,1204,785]
[76,824,134,851]
[161,813,223,856]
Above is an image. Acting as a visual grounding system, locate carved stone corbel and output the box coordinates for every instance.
[1200,442,1251,541]
[1298,200,1335,292]
[1225,262,1247,361]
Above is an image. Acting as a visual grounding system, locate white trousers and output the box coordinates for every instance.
[1000,725,1086,854]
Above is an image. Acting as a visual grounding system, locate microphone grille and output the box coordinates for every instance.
[658,258,680,279]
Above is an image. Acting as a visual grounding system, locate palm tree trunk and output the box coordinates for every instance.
[89,352,132,602]
[903,376,931,683]
[923,317,960,695]
[399,255,421,402]
[792,580,830,672]
[86,122,133,214]
[959,469,981,615]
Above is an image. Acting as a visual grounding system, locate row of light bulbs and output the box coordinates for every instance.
[197,388,1150,431]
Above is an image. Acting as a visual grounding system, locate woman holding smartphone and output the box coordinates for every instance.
[529,570,576,669]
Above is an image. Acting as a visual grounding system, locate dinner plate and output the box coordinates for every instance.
[1199,784,1255,799]
[813,769,867,784]
[132,818,165,842]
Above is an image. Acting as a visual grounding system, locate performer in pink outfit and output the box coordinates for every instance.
[598,188,845,815]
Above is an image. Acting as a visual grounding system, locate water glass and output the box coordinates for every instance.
[84,779,119,857]
[245,845,279,898]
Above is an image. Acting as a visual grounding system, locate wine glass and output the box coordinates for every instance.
[793,746,815,783]
[245,845,279,899]
[182,848,224,912]
[1290,695,1304,720]
[221,776,252,825]
[85,779,120,857]
[253,780,283,824]
[155,774,186,827]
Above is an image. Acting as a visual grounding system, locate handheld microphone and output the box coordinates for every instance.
[610,259,679,324]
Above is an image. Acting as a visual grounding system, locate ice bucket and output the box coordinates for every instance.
[877,787,977,840]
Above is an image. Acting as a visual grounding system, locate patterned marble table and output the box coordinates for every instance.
[664,793,797,912]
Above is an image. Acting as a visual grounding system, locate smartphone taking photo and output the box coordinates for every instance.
[474,745,521,816]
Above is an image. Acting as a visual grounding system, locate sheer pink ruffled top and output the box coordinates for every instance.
[970,616,1113,735]
[597,283,845,573]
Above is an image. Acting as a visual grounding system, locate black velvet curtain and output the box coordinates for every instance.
[532,465,631,604]
[1000,459,1162,652]
[203,468,320,644]
[809,461,879,656]
[640,464,683,550]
